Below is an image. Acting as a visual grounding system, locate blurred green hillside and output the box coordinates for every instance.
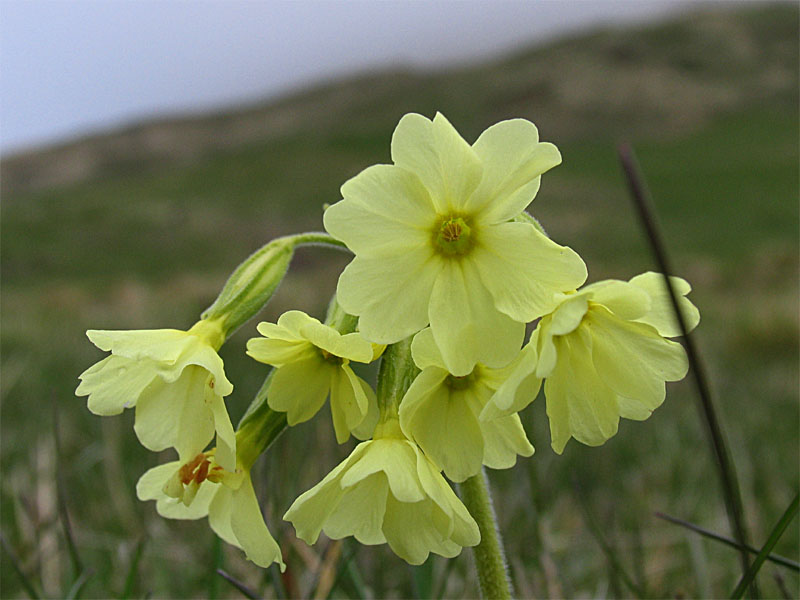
[1,3,798,599]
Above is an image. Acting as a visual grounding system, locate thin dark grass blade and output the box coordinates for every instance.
[209,535,222,599]
[618,144,757,597]
[120,537,146,599]
[217,568,260,599]
[64,569,94,600]
[53,398,84,577]
[270,562,287,599]
[0,532,41,599]
[656,512,799,571]
[325,540,363,600]
[435,556,459,600]
[573,480,645,598]
[731,494,799,599]
[346,559,369,600]
[411,557,435,599]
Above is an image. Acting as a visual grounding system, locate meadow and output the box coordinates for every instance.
[1,4,798,598]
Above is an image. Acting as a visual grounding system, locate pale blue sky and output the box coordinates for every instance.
[0,0,691,154]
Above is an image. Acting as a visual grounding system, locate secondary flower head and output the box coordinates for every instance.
[324,112,587,376]
[246,310,379,443]
[283,417,480,565]
[399,328,534,482]
[482,272,700,454]
[136,449,285,571]
[76,319,236,470]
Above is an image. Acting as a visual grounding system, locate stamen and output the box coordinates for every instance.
[434,216,473,256]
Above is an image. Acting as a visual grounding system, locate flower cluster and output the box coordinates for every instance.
[77,112,699,572]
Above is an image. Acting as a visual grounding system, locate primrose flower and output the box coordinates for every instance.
[398,328,534,482]
[246,310,379,443]
[324,112,587,376]
[136,449,285,570]
[483,272,699,454]
[284,418,480,565]
[76,319,236,470]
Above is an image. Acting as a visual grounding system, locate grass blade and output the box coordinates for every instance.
[656,512,799,571]
[618,143,757,597]
[217,568,259,599]
[731,494,799,599]
[410,557,434,599]
[64,569,94,600]
[0,531,41,599]
[120,537,146,599]
[572,480,646,598]
[325,540,363,600]
[53,398,84,578]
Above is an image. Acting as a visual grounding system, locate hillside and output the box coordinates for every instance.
[2,3,797,195]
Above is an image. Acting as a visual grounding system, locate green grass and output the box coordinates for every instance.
[2,5,798,598]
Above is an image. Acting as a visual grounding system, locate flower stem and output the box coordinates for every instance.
[460,468,512,600]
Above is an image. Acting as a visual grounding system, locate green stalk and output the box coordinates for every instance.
[460,469,512,600]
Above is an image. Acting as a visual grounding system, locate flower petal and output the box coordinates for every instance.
[468,118,562,223]
[473,222,587,323]
[587,305,689,412]
[382,495,461,564]
[480,343,542,421]
[324,165,436,256]
[267,355,333,425]
[78,356,157,415]
[283,447,363,544]
[246,337,312,366]
[629,272,700,337]
[429,259,525,376]
[545,331,619,454]
[300,322,373,363]
[156,482,218,520]
[479,413,535,469]
[400,371,484,482]
[230,475,285,570]
[208,394,236,472]
[336,248,441,344]
[324,473,388,545]
[136,461,181,501]
[581,279,651,320]
[390,113,482,214]
[410,328,446,371]
[329,365,369,444]
[340,439,425,503]
[86,329,189,362]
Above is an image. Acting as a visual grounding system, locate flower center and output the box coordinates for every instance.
[164,451,227,506]
[319,348,344,365]
[434,216,473,256]
[445,370,476,390]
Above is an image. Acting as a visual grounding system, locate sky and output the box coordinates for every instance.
[0,0,693,155]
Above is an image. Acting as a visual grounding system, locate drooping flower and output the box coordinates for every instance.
[76,319,236,470]
[136,449,285,570]
[398,328,534,482]
[323,112,587,376]
[482,272,700,454]
[283,417,480,565]
[246,310,379,443]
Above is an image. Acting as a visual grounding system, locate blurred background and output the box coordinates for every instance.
[1,1,797,598]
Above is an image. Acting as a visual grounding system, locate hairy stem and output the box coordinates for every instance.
[460,469,512,600]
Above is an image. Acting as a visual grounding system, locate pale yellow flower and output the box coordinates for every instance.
[482,273,700,453]
[324,113,587,376]
[399,328,534,482]
[284,418,480,565]
[76,319,236,470]
[246,310,379,443]
[136,450,285,571]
